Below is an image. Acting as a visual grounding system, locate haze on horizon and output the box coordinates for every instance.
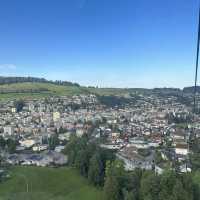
[0,0,199,88]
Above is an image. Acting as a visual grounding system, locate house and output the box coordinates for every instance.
[3,126,14,136]
[100,144,121,150]
[155,165,164,175]
[112,132,120,139]
[117,146,154,171]
[180,163,191,173]
[53,112,60,122]
[173,129,186,140]
[11,107,16,113]
[175,144,189,156]
[117,152,153,171]
[55,145,65,153]
[7,151,68,167]
[32,144,48,152]
[76,129,84,137]
[58,132,72,141]
[19,139,36,148]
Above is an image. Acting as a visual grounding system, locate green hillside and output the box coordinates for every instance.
[0,81,152,101]
[0,166,103,200]
[0,82,90,100]
[0,82,135,100]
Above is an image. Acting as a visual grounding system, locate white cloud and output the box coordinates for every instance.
[0,64,16,70]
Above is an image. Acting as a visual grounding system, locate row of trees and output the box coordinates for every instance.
[0,88,49,94]
[64,136,200,200]
[14,99,25,112]
[190,136,200,171]
[0,136,17,153]
[0,76,80,87]
[103,159,200,200]
[97,95,132,108]
[64,135,115,186]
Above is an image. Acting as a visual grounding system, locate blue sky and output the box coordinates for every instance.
[0,0,199,88]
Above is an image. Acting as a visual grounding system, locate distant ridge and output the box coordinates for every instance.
[183,86,200,93]
[0,76,80,87]
[0,76,198,94]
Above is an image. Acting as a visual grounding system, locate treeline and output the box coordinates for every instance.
[183,86,200,93]
[0,136,17,154]
[0,88,49,94]
[97,95,133,107]
[190,136,200,171]
[104,161,200,200]
[64,136,200,200]
[153,88,181,95]
[0,76,80,87]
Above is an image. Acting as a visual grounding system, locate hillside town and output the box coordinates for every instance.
[0,93,199,174]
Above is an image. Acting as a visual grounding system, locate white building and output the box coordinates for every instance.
[53,112,60,122]
[32,144,48,152]
[19,139,36,148]
[175,144,189,156]
[3,126,14,136]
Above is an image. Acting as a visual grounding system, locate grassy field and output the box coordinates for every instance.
[0,166,103,200]
[0,82,90,100]
[0,82,133,101]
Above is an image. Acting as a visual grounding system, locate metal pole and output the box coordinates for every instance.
[194,6,200,113]
[19,174,29,193]
[27,182,29,193]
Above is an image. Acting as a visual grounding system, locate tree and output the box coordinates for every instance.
[192,171,200,200]
[172,180,188,200]
[64,135,96,177]
[6,139,17,153]
[140,172,160,200]
[122,189,136,200]
[49,134,60,150]
[103,160,125,200]
[181,174,194,200]
[123,169,142,200]
[63,135,79,165]
[159,170,176,200]
[0,136,6,149]
[75,149,91,177]
[190,153,200,170]
[88,152,104,186]
[76,140,97,177]
[59,126,66,134]
[104,175,120,200]
[14,99,25,112]
[155,150,163,165]
[67,135,87,164]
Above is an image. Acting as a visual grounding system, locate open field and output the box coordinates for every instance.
[0,166,103,200]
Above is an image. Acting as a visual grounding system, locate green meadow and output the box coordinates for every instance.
[0,166,103,200]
